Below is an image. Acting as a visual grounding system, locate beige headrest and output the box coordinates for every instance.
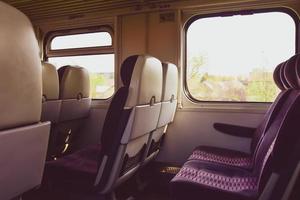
[58,66,90,99]
[124,55,163,107]
[0,2,42,130]
[42,62,59,101]
[162,62,178,102]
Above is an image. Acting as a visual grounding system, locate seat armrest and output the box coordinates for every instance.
[213,123,256,138]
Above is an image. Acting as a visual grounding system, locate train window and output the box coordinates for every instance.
[51,32,112,50]
[186,11,296,102]
[49,54,114,99]
[47,29,114,99]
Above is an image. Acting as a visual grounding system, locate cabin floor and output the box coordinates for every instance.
[135,185,170,200]
[23,162,174,200]
[116,162,173,200]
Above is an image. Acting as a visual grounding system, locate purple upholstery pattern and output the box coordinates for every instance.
[47,144,100,174]
[171,139,276,199]
[188,148,252,169]
[176,166,257,192]
[44,144,101,191]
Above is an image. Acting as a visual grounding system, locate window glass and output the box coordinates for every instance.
[186,12,295,102]
[47,29,114,99]
[49,54,114,99]
[51,32,112,50]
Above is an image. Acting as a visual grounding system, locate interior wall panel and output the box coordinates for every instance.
[147,12,179,64]
[121,13,147,62]
[77,108,108,148]
[156,110,265,165]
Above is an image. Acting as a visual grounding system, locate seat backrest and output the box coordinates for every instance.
[95,55,163,193]
[252,56,300,193]
[58,65,91,122]
[41,62,62,159]
[41,62,61,123]
[54,65,91,156]
[262,54,300,199]
[250,61,291,154]
[0,2,50,199]
[144,62,178,162]
[157,62,178,128]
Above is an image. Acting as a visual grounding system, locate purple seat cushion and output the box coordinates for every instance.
[44,144,101,191]
[188,146,252,169]
[170,160,257,200]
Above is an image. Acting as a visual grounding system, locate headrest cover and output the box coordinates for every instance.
[42,62,59,101]
[294,54,300,88]
[162,62,178,101]
[273,62,286,91]
[280,62,291,89]
[121,55,139,86]
[0,2,42,130]
[124,55,163,107]
[58,66,90,99]
[284,55,299,89]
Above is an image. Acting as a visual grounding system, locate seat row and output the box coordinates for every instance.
[170,54,300,200]
[0,3,179,197]
[41,63,91,159]
[42,55,178,196]
[0,3,50,199]
[0,3,179,196]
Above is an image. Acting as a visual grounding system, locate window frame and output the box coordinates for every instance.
[45,26,114,58]
[44,26,115,100]
[183,7,299,104]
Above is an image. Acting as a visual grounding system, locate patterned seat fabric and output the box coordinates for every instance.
[43,144,101,191]
[178,166,256,192]
[171,130,279,200]
[171,160,258,199]
[186,62,290,169]
[188,146,252,169]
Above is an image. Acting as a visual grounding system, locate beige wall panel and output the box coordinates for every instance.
[121,13,147,62]
[147,12,178,64]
